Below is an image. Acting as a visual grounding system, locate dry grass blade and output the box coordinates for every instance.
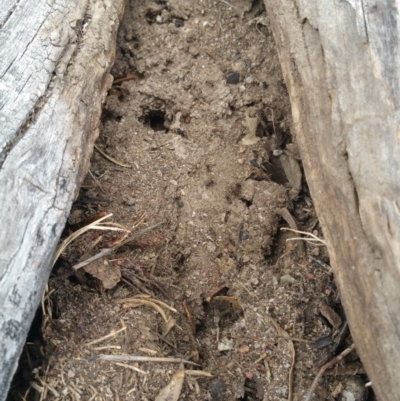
[53,213,128,267]
[155,370,185,401]
[116,295,177,313]
[122,299,170,323]
[73,221,164,270]
[304,344,356,401]
[281,227,327,245]
[113,362,147,375]
[85,327,126,346]
[264,316,295,401]
[81,355,199,366]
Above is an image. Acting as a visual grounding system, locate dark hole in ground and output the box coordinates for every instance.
[239,375,264,400]
[141,110,167,131]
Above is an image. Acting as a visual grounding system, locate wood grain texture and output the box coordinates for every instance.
[0,0,125,397]
[264,1,400,399]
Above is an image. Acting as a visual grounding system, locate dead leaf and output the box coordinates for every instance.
[280,154,302,192]
[155,370,185,401]
[84,259,121,289]
[241,112,260,145]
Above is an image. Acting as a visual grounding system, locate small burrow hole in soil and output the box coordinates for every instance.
[142,110,167,131]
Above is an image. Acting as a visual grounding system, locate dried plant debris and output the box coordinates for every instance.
[155,370,185,401]
[11,0,370,400]
[241,112,261,146]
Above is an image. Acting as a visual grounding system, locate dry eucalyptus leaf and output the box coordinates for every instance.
[155,370,185,401]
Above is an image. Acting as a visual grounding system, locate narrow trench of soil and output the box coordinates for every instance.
[8,1,371,401]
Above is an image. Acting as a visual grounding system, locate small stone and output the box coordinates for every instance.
[341,377,368,401]
[242,255,250,263]
[189,46,199,57]
[209,380,224,399]
[125,197,135,206]
[240,179,256,202]
[245,371,254,379]
[238,344,250,354]
[174,18,184,27]
[226,72,240,84]
[237,158,244,165]
[280,274,296,284]
[276,385,288,397]
[218,338,234,351]
[250,277,259,287]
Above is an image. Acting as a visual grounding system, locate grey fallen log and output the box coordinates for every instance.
[264,1,400,400]
[0,0,125,398]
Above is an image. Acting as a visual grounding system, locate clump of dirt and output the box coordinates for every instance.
[7,1,370,400]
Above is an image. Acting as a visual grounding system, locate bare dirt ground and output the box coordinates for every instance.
[8,1,371,400]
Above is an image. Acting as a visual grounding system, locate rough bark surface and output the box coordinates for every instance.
[0,0,125,397]
[264,1,400,400]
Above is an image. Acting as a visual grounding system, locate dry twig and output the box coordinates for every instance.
[94,144,132,168]
[81,354,199,366]
[112,75,137,85]
[281,227,327,246]
[304,344,356,401]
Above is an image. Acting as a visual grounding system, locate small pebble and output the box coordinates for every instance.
[237,158,244,165]
[250,159,260,168]
[245,371,254,379]
[281,274,296,284]
[218,338,234,351]
[174,18,184,27]
[125,197,135,206]
[226,72,240,84]
[238,344,250,354]
[209,380,224,399]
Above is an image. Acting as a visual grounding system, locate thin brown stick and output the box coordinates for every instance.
[183,300,196,334]
[94,144,132,168]
[304,344,355,401]
[80,354,199,366]
[112,75,137,85]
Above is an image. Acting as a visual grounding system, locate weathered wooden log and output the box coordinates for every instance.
[264,1,400,400]
[0,0,125,398]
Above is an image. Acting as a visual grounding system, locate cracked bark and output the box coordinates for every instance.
[0,0,126,398]
[264,1,400,400]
